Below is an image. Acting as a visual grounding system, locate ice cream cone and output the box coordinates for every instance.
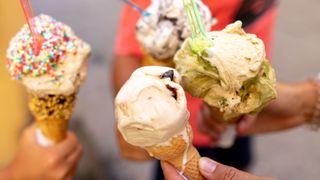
[6,15,91,145]
[136,0,213,69]
[116,67,204,177]
[145,124,204,180]
[174,21,277,124]
[208,106,239,124]
[115,60,174,160]
[174,22,277,148]
[29,93,76,143]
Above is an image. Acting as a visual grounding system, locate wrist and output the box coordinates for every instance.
[299,80,318,124]
[0,164,14,180]
[6,158,25,180]
[305,76,320,129]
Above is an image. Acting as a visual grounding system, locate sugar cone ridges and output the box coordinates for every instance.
[29,94,76,143]
[146,124,204,180]
[179,146,203,180]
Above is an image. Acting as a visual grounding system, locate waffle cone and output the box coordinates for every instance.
[209,106,239,124]
[145,124,204,180]
[29,93,76,143]
[142,49,175,67]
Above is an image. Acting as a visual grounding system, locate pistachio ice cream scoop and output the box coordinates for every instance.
[174,21,277,122]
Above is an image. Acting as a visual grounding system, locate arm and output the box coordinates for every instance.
[198,81,317,141]
[238,81,316,135]
[112,55,152,161]
[0,168,11,179]
[112,55,141,94]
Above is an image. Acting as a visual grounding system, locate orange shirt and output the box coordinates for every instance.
[114,0,278,147]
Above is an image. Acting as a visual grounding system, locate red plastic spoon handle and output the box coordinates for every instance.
[19,0,42,56]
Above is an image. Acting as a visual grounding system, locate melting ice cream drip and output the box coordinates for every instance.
[180,126,190,176]
[161,69,190,175]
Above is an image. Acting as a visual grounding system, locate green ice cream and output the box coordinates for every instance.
[174,21,277,122]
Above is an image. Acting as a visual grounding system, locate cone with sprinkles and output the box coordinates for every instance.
[6,14,91,145]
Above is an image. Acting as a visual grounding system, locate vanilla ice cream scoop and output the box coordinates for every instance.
[174,21,277,121]
[136,0,213,60]
[115,66,190,147]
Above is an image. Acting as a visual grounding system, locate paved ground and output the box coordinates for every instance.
[32,0,320,179]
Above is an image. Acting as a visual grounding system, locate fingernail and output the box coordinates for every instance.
[199,157,217,173]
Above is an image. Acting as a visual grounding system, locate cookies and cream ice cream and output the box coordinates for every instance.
[174,21,277,122]
[115,66,189,147]
[136,0,213,61]
[7,14,90,97]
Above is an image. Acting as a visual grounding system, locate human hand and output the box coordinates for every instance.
[161,157,274,180]
[198,103,238,146]
[198,82,316,140]
[237,82,317,135]
[5,124,83,180]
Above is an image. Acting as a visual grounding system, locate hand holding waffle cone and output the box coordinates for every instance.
[145,123,203,179]
[7,15,91,146]
[115,66,204,179]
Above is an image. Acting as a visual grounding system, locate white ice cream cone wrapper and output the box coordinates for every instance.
[36,128,54,147]
[217,125,236,148]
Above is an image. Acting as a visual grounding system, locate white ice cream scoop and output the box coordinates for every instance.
[115,66,190,147]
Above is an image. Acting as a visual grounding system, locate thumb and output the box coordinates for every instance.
[199,157,269,180]
[237,115,257,136]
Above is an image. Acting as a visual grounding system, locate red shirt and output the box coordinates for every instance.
[114,0,278,147]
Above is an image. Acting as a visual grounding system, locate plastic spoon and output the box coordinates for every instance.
[121,0,151,17]
[19,0,43,56]
[182,0,212,54]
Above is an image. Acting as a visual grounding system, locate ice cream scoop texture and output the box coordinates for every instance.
[115,66,190,147]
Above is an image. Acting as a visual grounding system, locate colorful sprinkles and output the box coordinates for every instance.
[6,15,84,84]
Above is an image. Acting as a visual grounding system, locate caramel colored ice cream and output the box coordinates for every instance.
[115,66,204,179]
[116,66,189,147]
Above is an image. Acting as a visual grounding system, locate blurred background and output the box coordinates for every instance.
[0,0,320,179]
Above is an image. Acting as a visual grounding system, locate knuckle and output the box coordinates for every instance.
[68,132,77,142]
[198,121,209,134]
[197,118,206,130]
[222,167,238,180]
[78,145,84,154]
[47,155,58,167]
[55,169,68,180]
[79,147,84,157]
[21,128,31,139]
